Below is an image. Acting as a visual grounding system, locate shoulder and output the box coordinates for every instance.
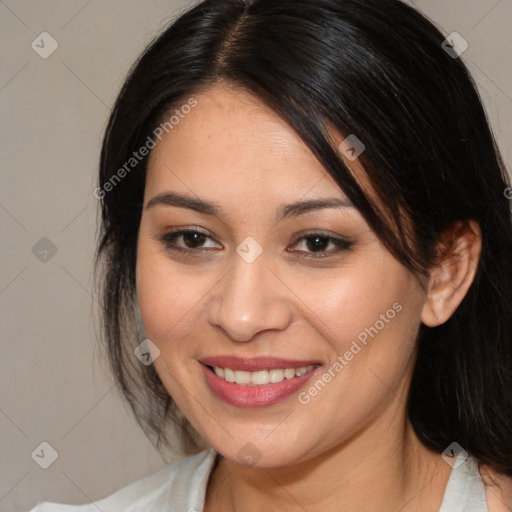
[28,448,218,512]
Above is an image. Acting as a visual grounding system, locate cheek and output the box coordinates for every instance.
[291,260,414,354]
[290,269,422,445]
[135,241,205,343]
[135,246,207,405]
[294,262,424,415]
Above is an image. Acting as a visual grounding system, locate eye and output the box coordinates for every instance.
[289,231,353,257]
[156,228,221,253]
[154,228,353,258]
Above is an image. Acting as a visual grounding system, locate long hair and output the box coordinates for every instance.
[94,0,512,473]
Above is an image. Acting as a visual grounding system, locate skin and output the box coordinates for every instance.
[136,81,509,511]
[480,466,512,511]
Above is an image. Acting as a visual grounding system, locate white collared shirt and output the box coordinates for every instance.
[29,449,488,511]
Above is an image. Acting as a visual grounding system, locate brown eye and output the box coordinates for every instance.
[305,235,331,252]
[181,231,207,248]
[158,229,221,252]
[290,232,353,257]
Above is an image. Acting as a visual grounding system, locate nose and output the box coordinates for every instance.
[206,247,293,342]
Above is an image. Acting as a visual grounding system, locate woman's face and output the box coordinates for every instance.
[136,82,427,467]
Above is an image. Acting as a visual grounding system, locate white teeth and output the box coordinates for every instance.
[284,368,295,379]
[251,370,269,385]
[234,370,252,385]
[295,366,308,377]
[224,368,235,383]
[269,369,284,383]
[212,365,316,386]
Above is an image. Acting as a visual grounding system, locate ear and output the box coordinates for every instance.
[421,220,482,327]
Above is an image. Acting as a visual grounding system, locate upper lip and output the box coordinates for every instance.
[200,356,321,372]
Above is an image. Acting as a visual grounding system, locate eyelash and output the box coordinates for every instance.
[155,228,353,258]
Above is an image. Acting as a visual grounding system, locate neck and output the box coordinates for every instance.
[205,405,452,512]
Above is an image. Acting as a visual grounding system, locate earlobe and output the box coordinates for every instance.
[421,220,482,327]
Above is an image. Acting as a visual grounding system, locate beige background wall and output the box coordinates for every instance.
[1,1,510,511]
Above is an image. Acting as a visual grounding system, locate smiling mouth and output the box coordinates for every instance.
[205,364,320,386]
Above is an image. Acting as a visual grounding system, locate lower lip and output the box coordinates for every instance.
[201,364,322,408]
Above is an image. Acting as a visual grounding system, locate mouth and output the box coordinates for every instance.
[199,356,323,407]
[204,364,319,386]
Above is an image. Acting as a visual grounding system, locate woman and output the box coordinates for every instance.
[31,0,512,510]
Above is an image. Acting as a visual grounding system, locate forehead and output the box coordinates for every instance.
[145,83,356,204]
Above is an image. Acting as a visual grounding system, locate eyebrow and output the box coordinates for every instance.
[146,191,354,222]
